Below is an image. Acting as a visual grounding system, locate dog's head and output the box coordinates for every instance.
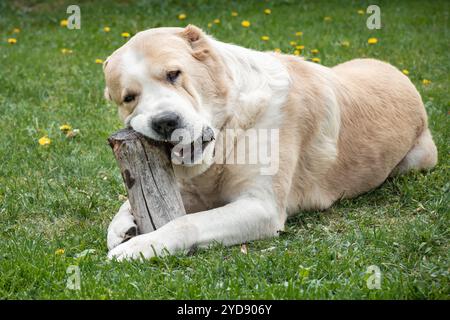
[103,25,230,176]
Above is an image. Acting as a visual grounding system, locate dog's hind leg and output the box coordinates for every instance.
[107,200,138,250]
[391,129,438,176]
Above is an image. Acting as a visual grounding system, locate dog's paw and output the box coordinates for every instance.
[107,223,138,251]
[107,203,138,250]
[107,233,168,261]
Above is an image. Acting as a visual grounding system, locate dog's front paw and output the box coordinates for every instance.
[107,202,138,250]
[107,223,137,251]
[107,233,168,261]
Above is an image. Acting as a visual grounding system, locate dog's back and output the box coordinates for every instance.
[327,58,436,197]
[280,57,437,211]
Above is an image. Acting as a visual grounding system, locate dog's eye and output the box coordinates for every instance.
[167,70,181,83]
[123,94,136,103]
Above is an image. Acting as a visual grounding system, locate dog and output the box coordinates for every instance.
[103,25,437,261]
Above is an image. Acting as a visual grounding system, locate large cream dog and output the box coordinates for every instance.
[104,25,437,260]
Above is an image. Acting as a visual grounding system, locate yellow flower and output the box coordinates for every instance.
[95,59,104,64]
[312,57,321,63]
[121,32,130,38]
[261,35,270,41]
[55,248,65,255]
[61,48,73,54]
[178,13,187,20]
[7,38,17,44]
[402,69,409,75]
[311,49,319,54]
[357,9,365,15]
[60,19,68,27]
[341,40,350,47]
[207,23,212,28]
[241,20,251,28]
[295,31,303,37]
[274,48,281,53]
[294,50,300,56]
[289,41,297,46]
[38,136,51,146]
[264,9,271,15]
[368,37,378,44]
[213,19,220,24]
[296,45,305,50]
[59,124,72,132]
[324,16,332,22]
[103,26,111,32]
[231,11,238,17]
[13,28,20,33]
[422,79,431,85]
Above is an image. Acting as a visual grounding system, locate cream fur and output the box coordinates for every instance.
[103,26,437,261]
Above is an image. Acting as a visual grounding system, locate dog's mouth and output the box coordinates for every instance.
[167,127,215,165]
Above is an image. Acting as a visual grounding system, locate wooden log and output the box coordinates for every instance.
[108,128,186,235]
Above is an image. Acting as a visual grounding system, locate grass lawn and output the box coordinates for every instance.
[0,0,448,299]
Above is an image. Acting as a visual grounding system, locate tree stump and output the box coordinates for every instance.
[108,128,186,235]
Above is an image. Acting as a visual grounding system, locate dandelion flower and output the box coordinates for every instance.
[13,28,20,33]
[402,69,409,75]
[368,37,378,44]
[357,9,365,15]
[95,58,104,64]
[311,49,319,54]
[55,248,65,255]
[231,11,238,17]
[295,31,303,37]
[274,48,281,53]
[60,19,68,27]
[289,41,297,46]
[312,57,321,63]
[103,26,111,32]
[61,48,73,54]
[296,45,305,50]
[264,9,272,15]
[241,20,251,28]
[207,23,212,28]
[38,136,51,146]
[324,16,332,22]
[261,35,270,41]
[341,40,350,47]
[422,79,431,85]
[7,38,17,44]
[213,19,220,24]
[121,32,130,38]
[178,13,187,20]
[294,50,300,56]
[60,124,72,132]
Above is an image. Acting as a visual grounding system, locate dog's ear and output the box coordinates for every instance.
[180,25,210,60]
[181,24,204,43]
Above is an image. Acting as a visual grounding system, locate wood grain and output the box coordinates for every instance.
[108,128,186,234]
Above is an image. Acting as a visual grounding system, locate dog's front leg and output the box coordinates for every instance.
[107,197,283,261]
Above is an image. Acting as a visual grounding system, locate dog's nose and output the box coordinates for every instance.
[151,112,181,139]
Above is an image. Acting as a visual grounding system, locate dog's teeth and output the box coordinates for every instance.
[173,150,182,157]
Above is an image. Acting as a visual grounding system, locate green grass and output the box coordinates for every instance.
[0,0,449,299]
